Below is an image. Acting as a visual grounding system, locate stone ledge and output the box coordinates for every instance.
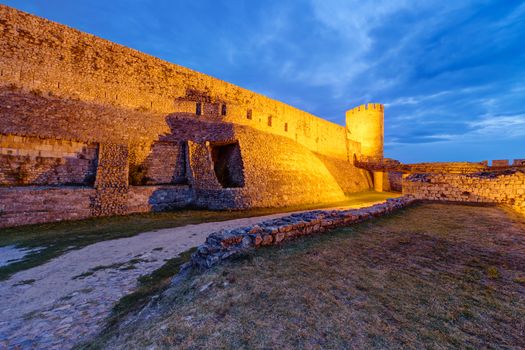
[190,196,416,270]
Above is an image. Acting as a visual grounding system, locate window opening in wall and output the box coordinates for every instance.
[221,104,227,116]
[246,109,252,120]
[210,141,245,188]
[129,141,187,186]
[196,102,202,116]
[284,123,288,132]
[268,116,272,127]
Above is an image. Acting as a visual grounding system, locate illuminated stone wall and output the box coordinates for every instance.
[403,170,525,215]
[0,134,98,186]
[346,104,384,159]
[0,5,375,227]
[0,5,356,160]
[0,187,95,227]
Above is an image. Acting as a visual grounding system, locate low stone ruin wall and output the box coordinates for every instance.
[191,196,415,269]
[402,169,525,215]
[0,186,95,228]
[0,185,195,228]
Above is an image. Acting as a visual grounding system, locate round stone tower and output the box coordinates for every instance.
[346,103,385,192]
[345,103,384,159]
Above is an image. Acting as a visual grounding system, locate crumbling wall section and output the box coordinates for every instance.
[0,134,98,186]
[403,170,525,215]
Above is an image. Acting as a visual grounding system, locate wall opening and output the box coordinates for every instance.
[129,141,187,186]
[268,116,272,127]
[210,142,244,188]
[246,109,252,120]
[284,122,288,132]
[221,104,227,116]
[196,102,202,116]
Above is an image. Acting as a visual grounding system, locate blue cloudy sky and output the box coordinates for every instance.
[3,0,525,162]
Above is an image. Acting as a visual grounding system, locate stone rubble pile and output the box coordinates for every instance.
[191,196,416,269]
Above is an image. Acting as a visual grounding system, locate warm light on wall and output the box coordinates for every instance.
[346,103,384,159]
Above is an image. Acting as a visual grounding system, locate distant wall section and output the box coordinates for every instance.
[403,170,525,215]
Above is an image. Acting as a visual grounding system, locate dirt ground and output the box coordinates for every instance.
[88,202,525,350]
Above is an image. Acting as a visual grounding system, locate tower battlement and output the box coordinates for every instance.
[347,103,384,114]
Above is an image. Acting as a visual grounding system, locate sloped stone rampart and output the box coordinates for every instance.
[191,196,415,269]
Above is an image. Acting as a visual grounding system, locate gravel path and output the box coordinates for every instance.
[0,202,386,349]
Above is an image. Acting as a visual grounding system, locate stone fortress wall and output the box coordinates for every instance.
[0,5,353,160]
[0,5,379,228]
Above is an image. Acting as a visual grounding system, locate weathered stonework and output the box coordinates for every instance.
[126,186,194,213]
[191,196,416,269]
[0,6,380,228]
[0,187,95,227]
[403,170,525,215]
[0,134,98,186]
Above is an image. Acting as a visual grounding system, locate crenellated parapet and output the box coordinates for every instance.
[346,103,384,114]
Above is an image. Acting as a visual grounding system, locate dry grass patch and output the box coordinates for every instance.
[82,203,525,349]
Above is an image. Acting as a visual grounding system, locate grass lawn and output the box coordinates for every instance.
[0,191,397,280]
[83,202,525,349]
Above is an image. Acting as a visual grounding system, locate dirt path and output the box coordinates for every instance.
[0,201,382,350]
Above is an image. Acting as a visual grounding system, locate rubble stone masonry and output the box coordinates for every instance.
[403,170,525,215]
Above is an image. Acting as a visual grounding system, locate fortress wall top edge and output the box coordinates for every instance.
[0,5,355,159]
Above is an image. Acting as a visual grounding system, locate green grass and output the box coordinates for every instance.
[82,202,525,349]
[0,191,397,280]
